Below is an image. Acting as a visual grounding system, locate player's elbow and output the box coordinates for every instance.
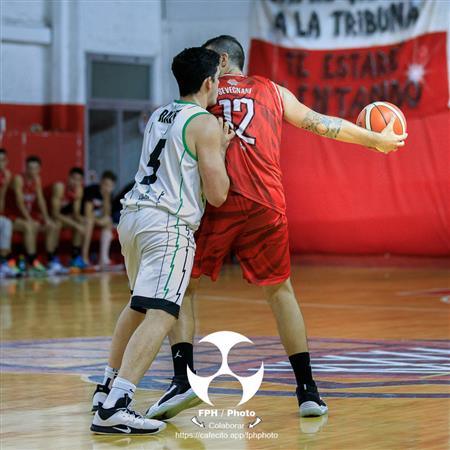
[204,181,229,207]
[207,192,228,208]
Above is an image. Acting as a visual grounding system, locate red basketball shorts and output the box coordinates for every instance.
[192,192,291,286]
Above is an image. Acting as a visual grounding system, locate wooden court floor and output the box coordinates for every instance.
[1,259,449,450]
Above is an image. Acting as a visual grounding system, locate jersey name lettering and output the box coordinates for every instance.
[158,109,180,124]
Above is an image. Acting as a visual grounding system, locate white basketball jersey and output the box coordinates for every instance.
[122,100,210,229]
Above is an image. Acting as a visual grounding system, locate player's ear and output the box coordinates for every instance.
[203,76,213,92]
[220,53,228,69]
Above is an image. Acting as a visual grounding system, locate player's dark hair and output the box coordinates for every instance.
[26,155,41,165]
[203,35,245,70]
[69,167,84,176]
[101,170,117,182]
[171,47,220,97]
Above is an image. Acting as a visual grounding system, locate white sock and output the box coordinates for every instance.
[102,377,136,409]
[102,365,118,388]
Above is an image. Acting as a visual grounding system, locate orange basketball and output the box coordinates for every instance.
[356,101,407,135]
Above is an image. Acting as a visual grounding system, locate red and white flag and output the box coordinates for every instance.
[249,0,450,255]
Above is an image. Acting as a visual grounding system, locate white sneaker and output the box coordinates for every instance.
[91,394,166,435]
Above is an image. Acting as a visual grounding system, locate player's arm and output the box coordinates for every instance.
[72,186,83,220]
[277,85,407,154]
[0,169,11,213]
[35,177,51,222]
[190,115,234,207]
[84,200,95,221]
[96,194,111,226]
[13,175,33,221]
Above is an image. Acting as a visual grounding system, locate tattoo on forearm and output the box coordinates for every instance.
[302,111,342,139]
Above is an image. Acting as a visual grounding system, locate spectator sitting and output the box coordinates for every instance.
[8,155,63,276]
[82,170,117,268]
[51,167,88,271]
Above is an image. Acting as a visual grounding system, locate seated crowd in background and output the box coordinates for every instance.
[0,148,122,278]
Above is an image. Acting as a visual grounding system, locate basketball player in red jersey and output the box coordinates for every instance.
[147,36,407,419]
[51,167,87,271]
[9,156,61,275]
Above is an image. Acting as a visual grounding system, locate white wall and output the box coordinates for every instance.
[1,0,163,104]
[1,0,252,106]
[1,0,51,103]
[162,0,251,102]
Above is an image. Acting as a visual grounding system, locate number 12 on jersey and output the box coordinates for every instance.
[218,98,256,145]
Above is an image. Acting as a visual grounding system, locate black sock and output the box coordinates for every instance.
[26,253,36,265]
[71,246,81,258]
[171,342,194,378]
[289,352,315,387]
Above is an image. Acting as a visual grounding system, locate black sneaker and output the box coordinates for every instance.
[91,383,110,413]
[91,394,166,435]
[145,375,202,420]
[296,384,328,417]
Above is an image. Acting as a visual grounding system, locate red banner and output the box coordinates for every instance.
[249,0,449,255]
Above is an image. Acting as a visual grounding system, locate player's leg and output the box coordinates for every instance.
[114,308,176,384]
[92,211,142,412]
[147,194,245,419]
[69,217,87,270]
[45,220,68,275]
[236,204,327,417]
[82,216,95,264]
[145,278,200,420]
[263,279,327,416]
[98,217,113,266]
[13,218,40,274]
[168,277,198,356]
[263,278,308,354]
[44,219,61,259]
[92,208,194,434]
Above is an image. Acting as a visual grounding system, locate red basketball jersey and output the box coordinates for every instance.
[209,74,285,214]
[22,176,38,213]
[62,183,77,208]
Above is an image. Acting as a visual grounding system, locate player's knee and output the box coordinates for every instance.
[103,216,113,229]
[49,221,61,232]
[144,308,177,328]
[264,279,294,305]
[102,227,113,237]
[27,221,38,233]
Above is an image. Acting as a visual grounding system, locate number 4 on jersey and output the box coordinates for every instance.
[140,138,166,185]
[219,98,256,145]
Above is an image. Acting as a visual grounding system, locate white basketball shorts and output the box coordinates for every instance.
[118,205,196,318]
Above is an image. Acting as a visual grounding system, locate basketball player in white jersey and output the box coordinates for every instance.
[90,47,234,435]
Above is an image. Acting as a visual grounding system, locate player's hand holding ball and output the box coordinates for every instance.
[357,101,408,154]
